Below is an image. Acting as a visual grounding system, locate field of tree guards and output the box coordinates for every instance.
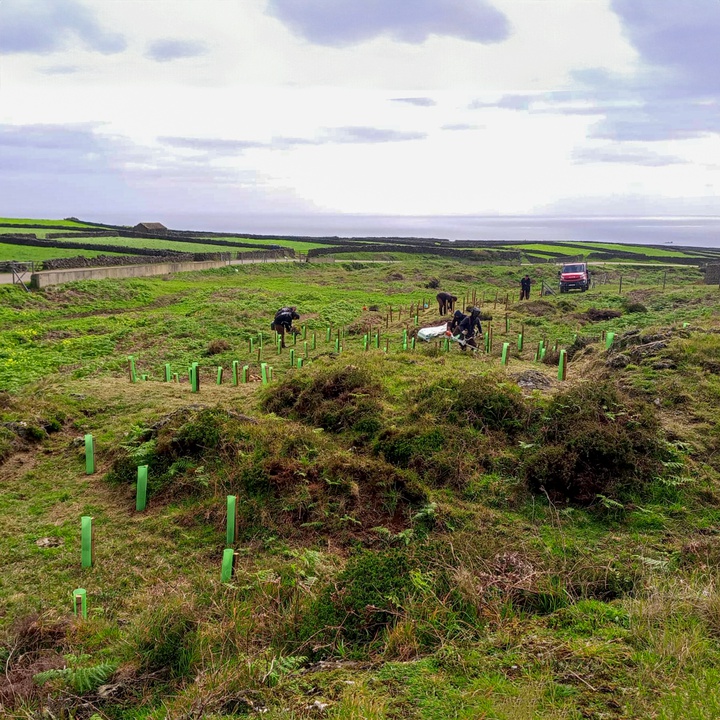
[3,241,720,719]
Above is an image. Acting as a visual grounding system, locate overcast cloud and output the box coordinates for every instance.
[0,0,126,55]
[0,0,717,230]
[265,0,510,46]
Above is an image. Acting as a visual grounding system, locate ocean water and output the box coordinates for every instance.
[94,213,720,249]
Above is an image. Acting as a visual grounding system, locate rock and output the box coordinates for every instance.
[36,537,64,548]
[607,354,630,369]
[513,370,552,391]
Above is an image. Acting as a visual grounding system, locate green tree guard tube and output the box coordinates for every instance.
[136,465,148,512]
[304,341,308,358]
[217,367,223,385]
[302,324,307,339]
[242,365,249,383]
[226,495,237,545]
[312,333,316,350]
[558,349,567,380]
[277,338,282,355]
[363,334,368,351]
[73,588,87,619]
[268,366,273,381]
[335,337,340,353]
[415,314,419,326]
[411,336,416,350]
[232,360,239,386]
[501,342,510,365]
[605,332,615,350]
[128,356,137,383]
[297,357,303,368]
[81,516,92,568]
[221,548,235,583]
[540,347,546,361]
[289,349,295,366]
[484,332,490,353]
[173,373,179,383]
[375,332,380,348]
[261,363,268,384]
[258,333,263,349]
[164,364,172,382]
[84,434,94,474]
[326,327,331,342]
[403,329,408,350]
[518,333,524,351]
[191,363,199,393]
[249,337,254,353]
[141,374,148,381]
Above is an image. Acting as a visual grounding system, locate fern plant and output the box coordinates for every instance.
[34,654,117,694]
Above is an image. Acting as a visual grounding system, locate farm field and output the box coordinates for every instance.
[0,228,89,238]
[2,257,720,719]
[498,241,703,260]
[0,243,131,263]
[0,218,93,228]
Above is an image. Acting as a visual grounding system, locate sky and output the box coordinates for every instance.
[0,0,719,236]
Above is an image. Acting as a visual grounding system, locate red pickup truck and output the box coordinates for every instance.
[559,262,590,293]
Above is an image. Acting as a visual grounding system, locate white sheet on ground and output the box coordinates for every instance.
[417,323,449,341]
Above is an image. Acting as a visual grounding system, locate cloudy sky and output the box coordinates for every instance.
[0,0,718,235]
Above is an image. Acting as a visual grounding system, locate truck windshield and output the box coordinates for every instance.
[563,265,584,273]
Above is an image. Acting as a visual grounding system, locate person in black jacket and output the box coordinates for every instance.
[436,291,458,315]
[448,309,465,334]
[456,307,483,351]
[520,275,532,301]
[272,306,300,348]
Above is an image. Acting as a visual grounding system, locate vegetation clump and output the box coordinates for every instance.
[262,363,383,433]
[523,381,669,503]
[300,549,412,653]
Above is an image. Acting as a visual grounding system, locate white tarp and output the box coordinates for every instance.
[417,323,449,341]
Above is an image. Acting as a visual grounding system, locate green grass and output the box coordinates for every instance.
[1,256,719,719]
[0,217,93,227]
[0,242,131,263]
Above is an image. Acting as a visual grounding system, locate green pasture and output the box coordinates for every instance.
[0,227,88,238]
[0,242,131,263]
[0,217,93,227]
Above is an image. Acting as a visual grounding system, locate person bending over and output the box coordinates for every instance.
[456,306,483,351]
[436,291,458,315]
[272,306,300,348]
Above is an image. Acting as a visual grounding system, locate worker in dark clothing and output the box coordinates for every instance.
[436,291,458,315]
[448,309,465,334]
[520,275,532,301]
[456,307,483,351]
[272,306,300,348]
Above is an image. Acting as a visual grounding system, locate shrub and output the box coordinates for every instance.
[523,381,668,503]
[206,338,232,355]
[262,364,383,434]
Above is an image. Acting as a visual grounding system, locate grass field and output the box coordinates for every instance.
[2,255,720,718]
[497,241,700,259]
[0,243,131,263]
[0,218,93,227]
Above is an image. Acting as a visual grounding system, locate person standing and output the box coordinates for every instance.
[520,275,532,301]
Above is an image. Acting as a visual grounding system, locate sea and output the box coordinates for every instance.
[94,214,720,249]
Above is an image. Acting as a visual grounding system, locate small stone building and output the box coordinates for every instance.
[133,222,168,236]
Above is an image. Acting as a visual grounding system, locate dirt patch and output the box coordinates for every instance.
[522,300,557,317]
[584,308,623,322]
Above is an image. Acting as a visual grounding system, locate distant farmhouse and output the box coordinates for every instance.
[133,222,168,236]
